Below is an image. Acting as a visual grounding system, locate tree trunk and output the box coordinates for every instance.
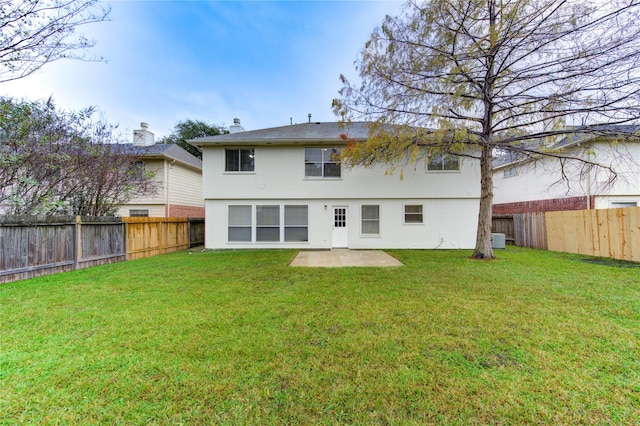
[472,144,495,259]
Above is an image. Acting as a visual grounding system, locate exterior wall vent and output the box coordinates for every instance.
[492,233,506,249]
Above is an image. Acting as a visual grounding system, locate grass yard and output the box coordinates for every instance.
[1,247,639,424]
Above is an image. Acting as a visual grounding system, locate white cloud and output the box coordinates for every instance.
[0,0,404,137]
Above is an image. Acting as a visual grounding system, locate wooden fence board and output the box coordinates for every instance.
[492,213,547,249]
[546,207,640,262]
[491,215,515,243]
[123,217,192,260]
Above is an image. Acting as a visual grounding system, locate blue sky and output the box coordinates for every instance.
[2,1,403,139]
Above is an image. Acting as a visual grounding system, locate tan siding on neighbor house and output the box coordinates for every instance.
[127,159,167,205]
[167,164,203,208]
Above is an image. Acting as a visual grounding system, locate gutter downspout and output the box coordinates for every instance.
[165,160,170,217]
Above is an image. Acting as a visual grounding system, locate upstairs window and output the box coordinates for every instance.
[225,148,254,172]
[503,166,518,178]
[305,147,341,178]
[428,154,460,171]
[130,161,145,181]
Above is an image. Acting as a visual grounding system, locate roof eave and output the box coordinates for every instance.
[188,137,366,148]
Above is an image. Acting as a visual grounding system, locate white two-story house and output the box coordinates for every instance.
[493,127,640,215]
[190,121,481,250]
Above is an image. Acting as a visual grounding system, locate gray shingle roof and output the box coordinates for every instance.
[188,122,373,146]
[120,143,202,170]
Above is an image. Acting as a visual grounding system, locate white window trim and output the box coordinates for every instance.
[503,166,518,178]
[227,204,252,243]
[227,204,310,244]
[403,203,424,225]
[303,147,342,179]
[426,154,461,172]
[224,147,256,173]
[361,204,381,237]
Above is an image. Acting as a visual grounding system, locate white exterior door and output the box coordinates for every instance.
[332,207,348,248]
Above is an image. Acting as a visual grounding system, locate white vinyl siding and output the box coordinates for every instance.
[206,199,480,250]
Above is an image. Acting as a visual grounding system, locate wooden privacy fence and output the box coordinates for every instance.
[125,217,190,260]
[493,207,639,262]
[492,212,547,249]
[0,216,125,284]
[546,207,640,262]
[1,216,204,283]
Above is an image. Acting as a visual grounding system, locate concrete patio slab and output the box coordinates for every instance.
[289,249,403,267]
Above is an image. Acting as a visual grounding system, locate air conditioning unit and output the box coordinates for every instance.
[492,233,506,249]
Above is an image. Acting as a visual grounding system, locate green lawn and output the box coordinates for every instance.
[1,247,639,424]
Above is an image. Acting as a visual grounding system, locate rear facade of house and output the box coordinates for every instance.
[191,121,481,250]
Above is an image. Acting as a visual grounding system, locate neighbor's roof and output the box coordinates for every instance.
[188,122,373,146]
[493,124,640,170]
[121,143,202,170]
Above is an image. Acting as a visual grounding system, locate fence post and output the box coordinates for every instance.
[74,215,82,271]
[123,219,128,261]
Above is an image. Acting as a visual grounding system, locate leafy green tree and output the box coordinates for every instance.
[0,97,157,216]
[333,0,640,259]
[0,0,109,84]
[160,119,224,159]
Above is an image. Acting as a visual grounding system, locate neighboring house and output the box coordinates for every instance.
[189,120,481,250]
[493,126,640,214]
[116,123,204,218]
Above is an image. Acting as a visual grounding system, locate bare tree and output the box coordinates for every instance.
[333,0,640,259]
[0,0,109,84]
[0,97,158,216]
[63,133,159,217]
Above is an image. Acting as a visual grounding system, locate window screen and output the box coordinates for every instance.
[256,205,280,242]
[404,205,423,223]
[285,205,308,242]
[361,205,380,235]
[228,205,251,241]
